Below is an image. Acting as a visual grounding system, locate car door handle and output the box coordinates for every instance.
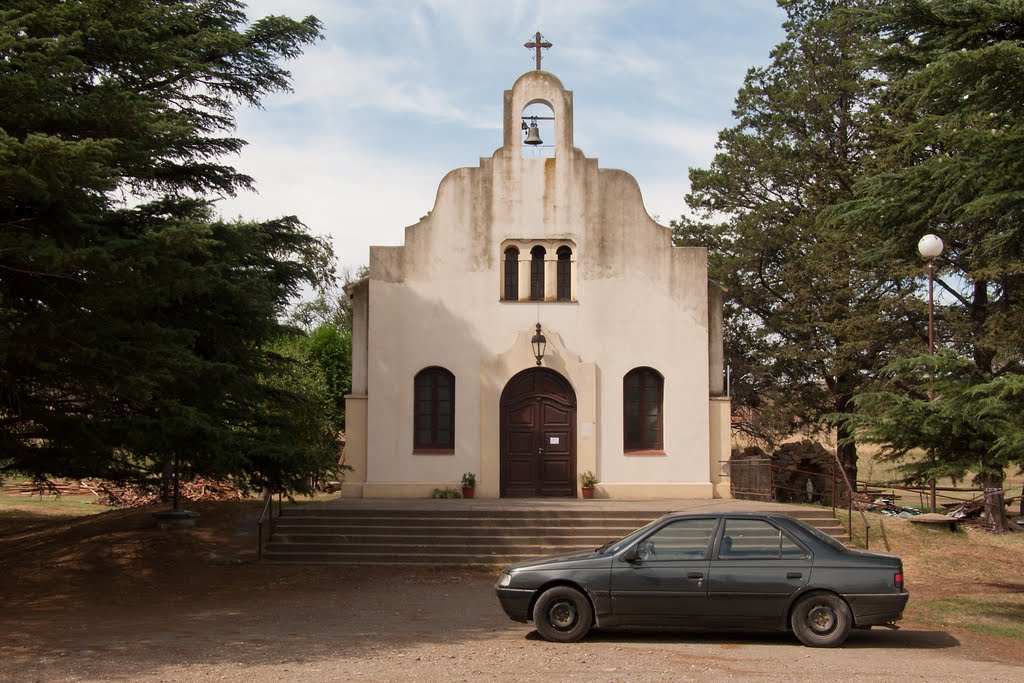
[687,572,703,579]
[787,572,803,579]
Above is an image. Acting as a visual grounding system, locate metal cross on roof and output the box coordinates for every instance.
[524,31,552,70]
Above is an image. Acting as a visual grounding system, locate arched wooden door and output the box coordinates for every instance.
[500,368,577,497]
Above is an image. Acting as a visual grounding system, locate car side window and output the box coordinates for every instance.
[720,519,807,559]
[637,518,717,561]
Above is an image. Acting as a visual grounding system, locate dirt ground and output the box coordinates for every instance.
[2,502,1024,682]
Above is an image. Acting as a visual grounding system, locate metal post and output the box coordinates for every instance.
[172,454,180,512]
[927,262,935,358]
[831,457,836,514]
[927,260,937,513]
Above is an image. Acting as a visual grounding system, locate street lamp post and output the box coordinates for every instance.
[918,234,944,512]
[918,234,943,357]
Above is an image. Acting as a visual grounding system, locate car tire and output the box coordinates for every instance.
[790,592,852,647]
[532,586,593,643]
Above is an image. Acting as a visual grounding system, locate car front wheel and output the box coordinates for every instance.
[532,586,593,643]
[791,592,851,647]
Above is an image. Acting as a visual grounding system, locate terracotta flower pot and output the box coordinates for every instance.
[581,486,594,499]
[462,486,475,499]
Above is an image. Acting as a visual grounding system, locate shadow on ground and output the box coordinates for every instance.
[528,626,960,650]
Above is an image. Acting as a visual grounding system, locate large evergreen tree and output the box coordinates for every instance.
[673,0,912,477]
[0,1,336,492]
[834,0,1024,497]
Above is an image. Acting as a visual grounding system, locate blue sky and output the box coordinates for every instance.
[220,1,787,273]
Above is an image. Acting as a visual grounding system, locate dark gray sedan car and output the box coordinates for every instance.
[495,512,907,647]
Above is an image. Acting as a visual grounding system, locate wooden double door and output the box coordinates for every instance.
[500,368,577,497]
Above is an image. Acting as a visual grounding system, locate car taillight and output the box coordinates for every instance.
[894,571,904,590]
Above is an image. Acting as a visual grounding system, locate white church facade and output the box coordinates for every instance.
[343,67,731,499]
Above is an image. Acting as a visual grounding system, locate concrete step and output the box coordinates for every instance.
[273,515,660,527]
[265,541,602,556]
[270,522,645,535]
[276,508,673,519]
[261,549,548,565]
[270,532,629,545]
[262,507,850,565]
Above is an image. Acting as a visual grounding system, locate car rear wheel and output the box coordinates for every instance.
[532,586,593,643]
[791,592,851,647]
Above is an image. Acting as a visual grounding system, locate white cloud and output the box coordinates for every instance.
[217,133,446,271]
[223,0,787,283]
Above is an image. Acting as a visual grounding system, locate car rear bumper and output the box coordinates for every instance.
[495,587,534,623]
[843,592,910,626]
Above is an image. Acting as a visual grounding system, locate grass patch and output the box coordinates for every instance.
[835,508,1024,641]
[913,596,1024,640]
[0,493,110,517]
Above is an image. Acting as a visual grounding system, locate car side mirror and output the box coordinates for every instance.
[621,546,640,563]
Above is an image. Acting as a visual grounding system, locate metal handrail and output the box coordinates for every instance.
[257,489,275,561]
[829,453,872,549]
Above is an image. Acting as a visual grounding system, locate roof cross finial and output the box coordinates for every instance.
[524,31,552,70]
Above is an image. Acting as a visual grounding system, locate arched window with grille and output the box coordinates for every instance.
[503,246,519,301]
[623,367,664,452]
[530,245,546,301]
[556,246,572,301]
[414,367,455,452]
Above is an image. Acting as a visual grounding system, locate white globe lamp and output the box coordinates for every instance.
[918,234,944,260]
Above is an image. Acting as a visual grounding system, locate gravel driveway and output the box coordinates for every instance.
[3,561,1024,683]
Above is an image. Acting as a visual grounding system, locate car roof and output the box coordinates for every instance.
[660,511,792,520]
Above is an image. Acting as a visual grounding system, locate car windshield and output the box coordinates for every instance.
[595,517,664,556]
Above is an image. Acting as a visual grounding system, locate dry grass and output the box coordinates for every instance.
[0,492,110,517]
[842,510,1024,641]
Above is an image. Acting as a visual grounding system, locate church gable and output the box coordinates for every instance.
[371,69,705,310]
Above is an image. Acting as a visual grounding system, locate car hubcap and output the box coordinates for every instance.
[549,600,578,630]
[807,605,837,634]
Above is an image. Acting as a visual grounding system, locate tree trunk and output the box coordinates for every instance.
[835,393,858,484]
[160,459,172,503]
[172,454,181,512]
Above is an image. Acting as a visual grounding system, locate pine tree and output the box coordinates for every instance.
[0,1,336,493]
[834,0,1024,512]
[673,0,912,478]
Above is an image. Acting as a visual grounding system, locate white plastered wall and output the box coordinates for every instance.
[348,71,720,499]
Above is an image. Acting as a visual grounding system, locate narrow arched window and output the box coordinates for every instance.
[556,246,572,301]
[503,247,519,301]
[414,367,455,451]
[623,367,664,451]
[530,246,546,301]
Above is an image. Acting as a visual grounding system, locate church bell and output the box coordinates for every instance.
[524,120,543,146]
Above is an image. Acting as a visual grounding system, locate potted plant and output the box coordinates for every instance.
[461,472,477,499]
[579,471,598,499]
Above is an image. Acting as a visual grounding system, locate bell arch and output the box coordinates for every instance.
[503,70,575,155]
[521,101,554,158]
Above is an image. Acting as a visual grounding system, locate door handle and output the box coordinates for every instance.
[687,572,703,579]
[787,572,803,579]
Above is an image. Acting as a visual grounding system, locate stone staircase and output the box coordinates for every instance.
[261,505,848,565]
